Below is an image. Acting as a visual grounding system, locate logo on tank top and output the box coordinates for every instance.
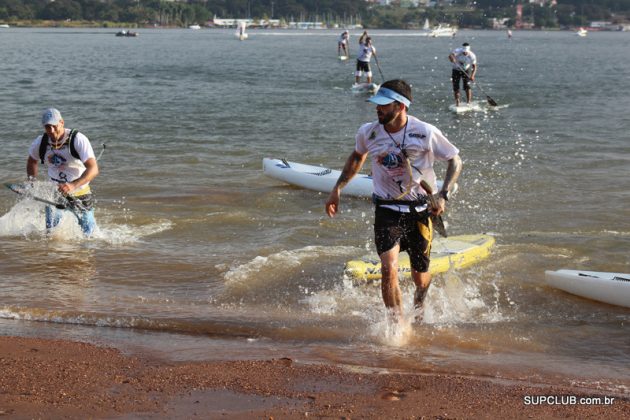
[49,153,68,167]
[379,152,402,169]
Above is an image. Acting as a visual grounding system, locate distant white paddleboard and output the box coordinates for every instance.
[339,55,349,61]
[351,82,379,93]
[545,269,630,308]
[448,102,484,114]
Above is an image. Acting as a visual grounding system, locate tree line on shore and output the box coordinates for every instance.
[1,0,628,29]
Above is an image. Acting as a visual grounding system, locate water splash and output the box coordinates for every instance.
[0,187,172,244]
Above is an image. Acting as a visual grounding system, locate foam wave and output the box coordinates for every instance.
[221,245,357,286]
[0,306,160,330]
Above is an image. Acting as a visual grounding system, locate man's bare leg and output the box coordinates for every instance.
[379,245,403,320]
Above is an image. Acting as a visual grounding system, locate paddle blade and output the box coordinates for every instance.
[432,215,447,238]
[486,95,498,107]
[5,182,24,194]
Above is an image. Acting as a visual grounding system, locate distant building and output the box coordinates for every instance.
[211,18,281,28]
[211,18,253,28]
[288,21,325,29]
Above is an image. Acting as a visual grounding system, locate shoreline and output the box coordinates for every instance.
[1,335,627,419]
[0,22,616,32]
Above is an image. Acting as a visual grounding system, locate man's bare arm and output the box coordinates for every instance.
[441,154,462,195]
[325,150,368,218]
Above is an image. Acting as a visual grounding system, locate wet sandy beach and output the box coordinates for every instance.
[1,335,627,419]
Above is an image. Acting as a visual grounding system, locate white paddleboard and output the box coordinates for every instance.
[262,158,453,199]
[448,102,484,114]
[263,158,372,197]
[339,55,349,61]
[351,82,379,93]
[544,269,630,308]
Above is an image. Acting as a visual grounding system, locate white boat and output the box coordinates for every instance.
[545,270,630,308]
[0,24,9,29]
[429,24,457,38]
[576,27,588,37]
[189,24,201,30]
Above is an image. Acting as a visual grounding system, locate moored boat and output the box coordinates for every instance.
[116,30,139,37]
[429,24,457,38]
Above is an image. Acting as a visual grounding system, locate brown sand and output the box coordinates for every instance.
[0,336,627,419]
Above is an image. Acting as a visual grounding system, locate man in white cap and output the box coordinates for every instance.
[337,30,350,58]
[325,80,462,322]
[448,42,477,106]
[26,108,100,236]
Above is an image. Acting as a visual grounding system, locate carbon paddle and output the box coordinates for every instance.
[374,53,385,83]
[456,64,498,107]
[4,182,69,209]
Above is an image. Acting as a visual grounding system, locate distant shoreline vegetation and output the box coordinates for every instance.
[1,0,629,30]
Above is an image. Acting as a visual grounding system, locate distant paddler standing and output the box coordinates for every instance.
[448,42,477,107]
[236,21,248,40]
[338,30,350,59]
[355,31,377,85]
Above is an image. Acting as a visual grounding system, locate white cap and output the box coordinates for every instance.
[41,108,62,126]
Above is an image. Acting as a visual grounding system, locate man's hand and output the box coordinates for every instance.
[325,189,340,218]
[431,196,446,217]
[58,182,76,196]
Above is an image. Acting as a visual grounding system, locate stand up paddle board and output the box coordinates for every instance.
[262,158,453,199]
[263,158,372,197]
[351,82,379,93]
[544,270,630,308]
[339,55,349,61]
[448,102,484,114]
[345,234,495,282]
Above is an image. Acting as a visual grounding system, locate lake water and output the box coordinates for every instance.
[0,27,629,395]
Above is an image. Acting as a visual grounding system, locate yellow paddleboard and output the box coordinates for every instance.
[344,234,495,283]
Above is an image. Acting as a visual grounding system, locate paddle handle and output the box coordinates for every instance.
[420,180,448,238]
[420,180,436,204]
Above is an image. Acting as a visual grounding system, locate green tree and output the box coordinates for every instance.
[40,0,82,20]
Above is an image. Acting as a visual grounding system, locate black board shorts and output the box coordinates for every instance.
[374,206,433,273]
[452,68,471,91]
[356,60,371,73]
